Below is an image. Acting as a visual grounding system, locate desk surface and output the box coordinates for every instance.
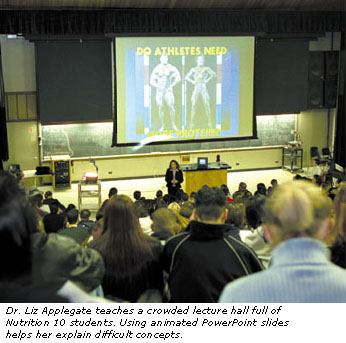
[181,162,231,171]
[23,170,52,178]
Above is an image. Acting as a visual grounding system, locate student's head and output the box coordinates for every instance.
[29,193,44,208]
[263,181,333,245]
[156,190,163,198]
[134,200,148,218]
[239,182,247,191]
[226,203,245,229]
[271,179,278,187]
[193,185,227,223]
[108,187,118,198]
[49,200,60,214]
[256,183,267,195]
[66,209,79,225]
[66,204,76,212]
[133,190,141,201]
[179,201,194,219]
[245,196,266,230]
[169,159,179,170]
[80,209,91,221]
[44,191,53,199]
[103,195,141,237]
[151,208,178,235]
[0,171,37,279]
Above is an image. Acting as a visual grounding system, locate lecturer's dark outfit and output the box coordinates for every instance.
[165,168,184,199]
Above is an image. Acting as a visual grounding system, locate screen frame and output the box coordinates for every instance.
[113,34,257,147]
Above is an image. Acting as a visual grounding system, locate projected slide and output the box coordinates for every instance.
[116,37,255,145]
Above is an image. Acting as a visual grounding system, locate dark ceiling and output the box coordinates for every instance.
[0,0,344,11]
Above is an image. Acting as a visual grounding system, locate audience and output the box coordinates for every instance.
[3,163,346,304]
[163,185,263,303]
[219,181,346,302]
[89,195,163,302]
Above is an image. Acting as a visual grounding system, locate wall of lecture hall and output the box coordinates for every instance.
[1,35,336,180]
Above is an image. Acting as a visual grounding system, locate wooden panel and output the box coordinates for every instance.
[27,94,37,120]
[184,169,227,195]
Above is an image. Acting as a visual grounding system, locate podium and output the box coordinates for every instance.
[181,163,231,195]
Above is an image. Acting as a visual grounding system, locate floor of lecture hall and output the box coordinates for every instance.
[35,168,297,212]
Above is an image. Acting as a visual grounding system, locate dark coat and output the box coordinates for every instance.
[163,220,264,302]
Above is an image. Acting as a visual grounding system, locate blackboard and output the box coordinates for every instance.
[41,115,296,159]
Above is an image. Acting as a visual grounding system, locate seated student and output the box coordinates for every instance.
[0,171,105,301]
[58,209,90,245]
[163,185,263,303]
[43,200,66,234]
[151,208,178,244]
[225,203,245,240]
[243,196,272,268]
[177,201,194,230]
[100,187,118,210]
[133,190,142,202]
[78,209,95,232]
[232,182,252,202]
[89,195,163,302]
[254,183,267,197]
[219,181,346,303]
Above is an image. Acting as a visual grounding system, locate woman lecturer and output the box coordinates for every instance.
[165,160,184,200]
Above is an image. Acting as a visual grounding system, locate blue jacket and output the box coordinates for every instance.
[219,238,346,303]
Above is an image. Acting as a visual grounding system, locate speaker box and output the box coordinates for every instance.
[325,51,339,80]
[308,80,324,108]
[309,51,324,80]
[324,79,338,108]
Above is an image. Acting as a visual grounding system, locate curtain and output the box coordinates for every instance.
[0,10,344,35]
[334,32,346,170]
[0,40,8,170]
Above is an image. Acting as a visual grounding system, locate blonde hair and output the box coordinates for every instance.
[264,181,333,243]
[334,183,346,245]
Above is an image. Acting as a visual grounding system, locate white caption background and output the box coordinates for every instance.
[0,303,344,343]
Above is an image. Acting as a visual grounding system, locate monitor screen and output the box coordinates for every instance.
[197,157,208,169]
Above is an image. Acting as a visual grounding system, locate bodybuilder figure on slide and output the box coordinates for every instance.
[185,55,216,128]
[150,55,181,131]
